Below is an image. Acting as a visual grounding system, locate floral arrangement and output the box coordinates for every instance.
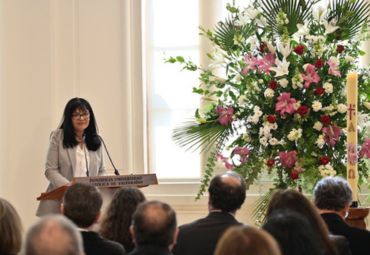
[168,0,370,199]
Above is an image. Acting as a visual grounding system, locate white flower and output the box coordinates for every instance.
[323,19,339,34]
[248,115,260,124]
[337,104,347,113]
[295,23,310,37]
[260,137,268,147]
[313,6,326,23]
[359,113,370,128]
[278,42,292,58]
[270,58,290,77]
[244,6,260,20]
[287,128,302,141]
[269,138,280,146]
[312,101,322,112]
[314,121,323,131]
[258,79,264,84]
[316,135,325,148]
[238,95,247,105]
[254,106,263,117]
[293,101,301,111]
[279,78,289,88]
[292,74,303,89]
[264,88,275,98]
[323,82,333,94]
[322,105,334,112]
[364,102,370,110]
[319,164,337,177]
[345,56,355,63]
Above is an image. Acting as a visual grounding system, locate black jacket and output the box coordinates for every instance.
[322,213,370,255]
[81,231,126,255]
[172,211,241,255]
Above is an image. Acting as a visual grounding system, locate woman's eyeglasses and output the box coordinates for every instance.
[72,112,90,120]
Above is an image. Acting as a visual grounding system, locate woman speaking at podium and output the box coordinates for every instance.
[36,98,106,216]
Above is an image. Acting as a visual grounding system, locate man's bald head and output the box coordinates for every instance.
[208,171,246,212]
[24,215,83,255]
[131,201,177,247]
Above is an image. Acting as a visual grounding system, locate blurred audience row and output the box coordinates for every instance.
[1,174,370,255]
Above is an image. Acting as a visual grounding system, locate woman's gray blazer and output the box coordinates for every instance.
[36,129,106,216]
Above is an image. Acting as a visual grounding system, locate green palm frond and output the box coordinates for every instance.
[252,189,274,226]
[172,121,231,153]
[328,0,370,40]
[214,18,254,53]
[260,0,315,35]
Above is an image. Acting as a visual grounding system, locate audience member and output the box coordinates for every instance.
[266,189,348,255]
[62,183,126,255]
[173,171,246,255]
[314,176,370,255]
[0,198,22,255]
[263,210,324,255]
[100,187,146,252]
[24,214,83,255]
[129,200,178,255]
[214,225,281,255]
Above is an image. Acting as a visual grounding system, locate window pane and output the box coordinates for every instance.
[145,0,200,179]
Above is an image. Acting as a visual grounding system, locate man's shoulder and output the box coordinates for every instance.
[82,231,126,255]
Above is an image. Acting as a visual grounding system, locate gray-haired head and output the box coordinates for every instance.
[24,215,83,255]
[313,176,352,211]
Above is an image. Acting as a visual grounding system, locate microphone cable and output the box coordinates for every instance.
[98,135,120,175]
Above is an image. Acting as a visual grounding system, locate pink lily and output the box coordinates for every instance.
[279,151,298,169]
[322,125,342,147]
[275,92,297,116]
[302,64,320,88]
[359,138,370,159]
[215,106,234,126]
[327,59,341,77]
[233,147,250,164]
[218,154,234,170]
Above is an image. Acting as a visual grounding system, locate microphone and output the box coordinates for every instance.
[98,135,120,175]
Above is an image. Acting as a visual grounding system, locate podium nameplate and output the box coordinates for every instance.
[73,174,158,188]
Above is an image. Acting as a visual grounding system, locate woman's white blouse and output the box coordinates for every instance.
[75,144,90,177]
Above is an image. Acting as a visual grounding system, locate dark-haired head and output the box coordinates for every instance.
[208,171,246,213]
[266,189,336,255]
[100,188,146,252]
[60,98,101,151]
[263,210,324,255]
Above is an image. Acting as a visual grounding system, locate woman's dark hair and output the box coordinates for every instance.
[0,198,22,255]
[100,188,146,252]
[266,189,337,255]
[263,210,324,255]
[59,97,101,151]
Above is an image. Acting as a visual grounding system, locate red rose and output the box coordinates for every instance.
[259,42,267,52]
[315,59,324,68]
[319,156,330,165]
[290,169,299,180]
[314,87,325,96]
[294,44,305,55]
[267,114,277,123]
[266,158,275,167]
[297,105,309,116]
[320,115,331,125]
[269,80,278,90]
[336,45,345,53]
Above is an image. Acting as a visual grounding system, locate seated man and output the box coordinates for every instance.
[173,171,246,255]
[129,200,178,255]
[62,183,126,255]
[24,214,84,255]
[313,176,370,255]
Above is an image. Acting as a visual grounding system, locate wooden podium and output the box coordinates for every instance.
[346,207,370,229]
[37,174,158,201]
